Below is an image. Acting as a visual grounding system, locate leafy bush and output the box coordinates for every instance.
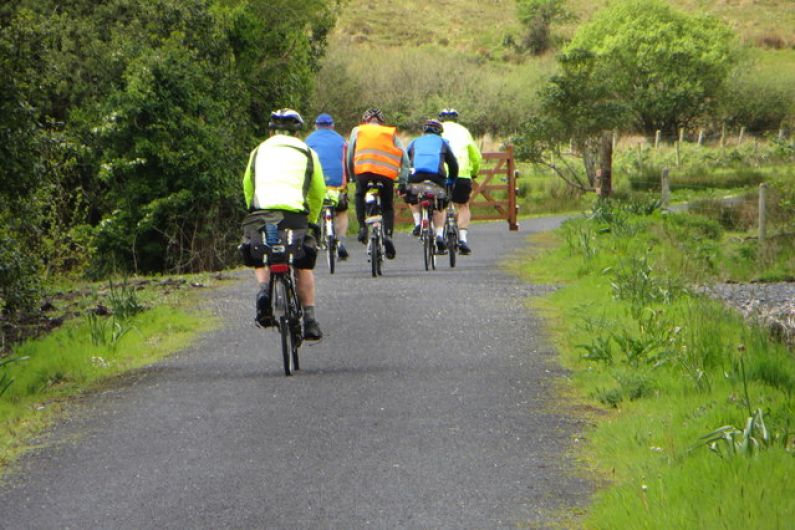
[0,228,41,316]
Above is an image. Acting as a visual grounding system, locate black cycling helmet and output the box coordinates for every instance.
[269,108,304,132]
[362,107,385,124]
[423,119,444,135]
[438,108,459,121]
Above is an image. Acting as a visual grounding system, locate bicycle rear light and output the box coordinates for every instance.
[270,263,289,273]
[420,200,431,208]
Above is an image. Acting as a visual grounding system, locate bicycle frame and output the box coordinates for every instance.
[409,180,447,271]
[444,186,459,268]
[262,225,304,375]
[320,199,337,273]
[365,182,385,277]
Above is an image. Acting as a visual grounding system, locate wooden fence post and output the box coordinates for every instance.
[738,126,745,144]
[720,123,726,147]
[654,130,661,149]
[661,167,670,208]
[678,128,685,144]
[697,129,704,146]
[598,130,613,197]
[507,145,518,231]
[759,183,767,243]
[675,140,681,168]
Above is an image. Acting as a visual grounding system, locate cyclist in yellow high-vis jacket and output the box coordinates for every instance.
[439,108,482,255]
[240,109,326,340]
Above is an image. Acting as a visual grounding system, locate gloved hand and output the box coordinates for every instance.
[308,222,321,239]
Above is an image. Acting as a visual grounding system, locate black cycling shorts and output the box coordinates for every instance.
[451,177,473,204]
[336,191,349,213]
[240,210,317,270]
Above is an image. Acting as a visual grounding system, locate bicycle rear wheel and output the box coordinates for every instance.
[288,288,301,372]
[423,231,434,271]
[376,232,383,276]
[279,316,294,376]
[371,232,380,277]
[326,235,336,274]
[447,222,458,268]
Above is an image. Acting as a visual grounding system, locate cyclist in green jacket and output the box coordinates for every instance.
[240,109,327,340]
[439,108,482,255]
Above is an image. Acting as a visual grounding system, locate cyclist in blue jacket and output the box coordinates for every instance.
[305,113,350,259]
[402,119,459,252]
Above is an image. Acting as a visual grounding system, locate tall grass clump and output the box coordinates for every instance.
[521,196,795,528]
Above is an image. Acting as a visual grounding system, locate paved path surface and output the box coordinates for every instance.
[1,217,590,529]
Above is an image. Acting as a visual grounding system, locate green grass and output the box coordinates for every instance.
[0,298,214,468]
[518,204,795,528]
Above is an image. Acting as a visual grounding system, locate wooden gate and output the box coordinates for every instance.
[395,145,519,230]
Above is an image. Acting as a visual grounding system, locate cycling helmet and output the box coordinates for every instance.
[362,107,385,124]
[315,113,334,126]
[422,119,444,135]
[268,108,304,132]
[438,108,459,121]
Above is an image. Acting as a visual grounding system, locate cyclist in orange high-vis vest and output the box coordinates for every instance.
[346,108,409,259]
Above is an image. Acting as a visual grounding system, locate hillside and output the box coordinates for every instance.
[315,0,795,134]
[333,0,795,52]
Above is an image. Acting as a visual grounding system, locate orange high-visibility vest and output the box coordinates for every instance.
[353,124,403,180]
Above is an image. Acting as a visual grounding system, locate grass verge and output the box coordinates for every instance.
[0,280,216,469]
[517,202,795,528]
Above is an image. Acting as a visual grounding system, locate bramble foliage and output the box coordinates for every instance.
[0,0,338,318]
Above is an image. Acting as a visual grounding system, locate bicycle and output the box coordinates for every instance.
[443,184,459,268]
[261,223,304,376]
[409,180,447,272]
[364,181,385,278]
[319,198,337,274]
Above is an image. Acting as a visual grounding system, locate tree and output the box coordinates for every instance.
[515,0,573,55]
[513,49,627,192]
[567,0,737,135]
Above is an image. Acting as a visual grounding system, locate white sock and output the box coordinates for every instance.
[412,212,421,225]
[460,229,468,242]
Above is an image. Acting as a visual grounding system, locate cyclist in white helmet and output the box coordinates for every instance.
[240,109,326,340]
[438,108,482,255]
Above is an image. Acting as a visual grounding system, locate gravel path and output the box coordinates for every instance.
[0,217,590,529]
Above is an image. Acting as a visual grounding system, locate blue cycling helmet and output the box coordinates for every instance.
[315,113,334,126]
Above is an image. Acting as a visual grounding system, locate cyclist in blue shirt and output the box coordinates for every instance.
[402,119,459,252]
[305,113,350,259]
